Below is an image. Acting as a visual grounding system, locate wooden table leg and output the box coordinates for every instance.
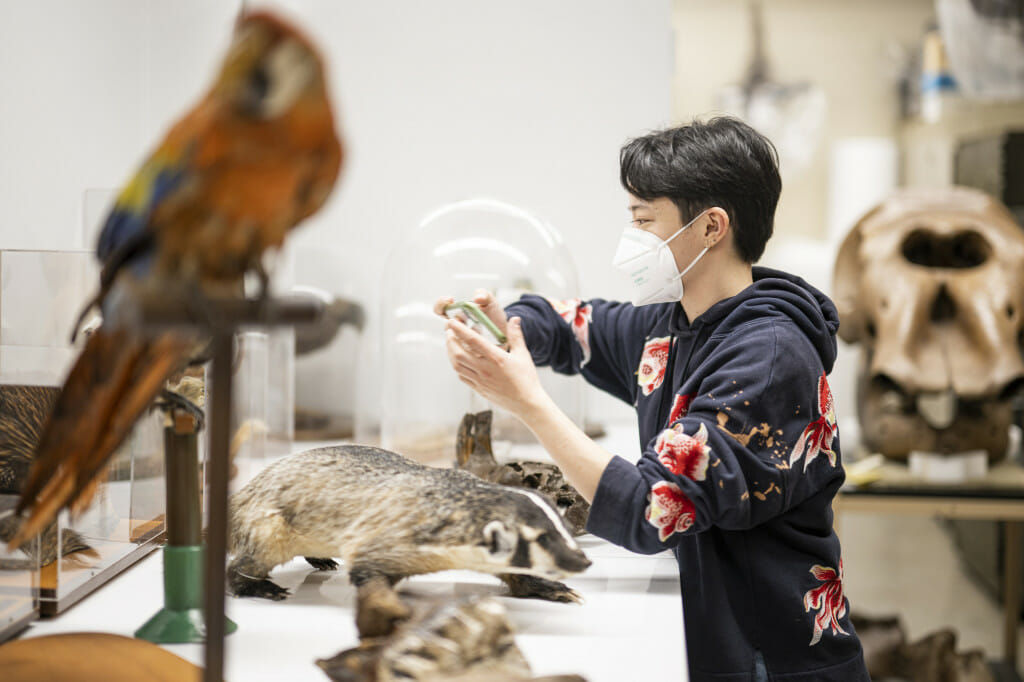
[1005,520,1021,673]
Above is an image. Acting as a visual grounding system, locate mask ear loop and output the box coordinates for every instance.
[662,208,709,246]
[668,210,716,282]
[670,245,710,283]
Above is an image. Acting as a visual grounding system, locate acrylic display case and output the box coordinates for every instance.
[227,241,302,483]
[292,283,366,442]
[37,413,165,616]
[0,249,166,616]
[294,321,362,441]
[230,329,289,482]
[374,198,585,466]
[0,493,40,641]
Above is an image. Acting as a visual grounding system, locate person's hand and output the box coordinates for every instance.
[433,295,456,318]
[433,289,509,342]
[445,315,545,419]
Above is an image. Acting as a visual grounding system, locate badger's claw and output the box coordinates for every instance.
[499,573,583,604]
[230,576,290,601]
[355,579,412,639]
[305,556,339,571]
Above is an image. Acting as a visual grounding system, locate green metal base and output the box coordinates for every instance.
[135,545,237,644]
[135,605,211,644]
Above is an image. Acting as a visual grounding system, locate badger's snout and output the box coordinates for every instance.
[559,548,592,574]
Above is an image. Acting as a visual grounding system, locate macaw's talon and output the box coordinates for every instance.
[305,556,339,571]
[157,388,206,432]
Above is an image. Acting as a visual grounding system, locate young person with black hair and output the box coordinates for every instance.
[435,116,869,681]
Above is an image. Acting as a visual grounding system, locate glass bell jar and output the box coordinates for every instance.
[374,198,585,467]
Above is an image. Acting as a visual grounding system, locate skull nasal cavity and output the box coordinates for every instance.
[930,284,956,323]
[901,229,991,268]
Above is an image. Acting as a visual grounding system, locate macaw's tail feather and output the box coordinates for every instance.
[9,328,194,549]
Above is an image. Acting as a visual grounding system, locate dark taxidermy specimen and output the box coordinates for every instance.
[227,444,591,637]
[853,613,994,682]
[457,411,590,536]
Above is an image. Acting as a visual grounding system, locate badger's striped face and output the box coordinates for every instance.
[475,490,591,578]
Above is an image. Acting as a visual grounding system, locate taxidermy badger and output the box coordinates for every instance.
[228,444,592,637]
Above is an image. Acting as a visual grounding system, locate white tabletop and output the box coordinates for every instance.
[18,425,687,681]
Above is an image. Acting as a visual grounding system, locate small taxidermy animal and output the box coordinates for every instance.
[228,444,591,638]
[457,411,590,536]
[316,594,588,682]
[0,386,92,569]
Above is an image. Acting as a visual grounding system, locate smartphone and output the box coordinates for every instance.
[444,301,508,345]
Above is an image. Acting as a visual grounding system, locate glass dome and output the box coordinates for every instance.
[375,198,584,466]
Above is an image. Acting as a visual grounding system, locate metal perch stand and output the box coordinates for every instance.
[130,293,323,682]
[135,407,226,644]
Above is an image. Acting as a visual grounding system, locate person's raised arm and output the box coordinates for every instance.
[444,315,612,501]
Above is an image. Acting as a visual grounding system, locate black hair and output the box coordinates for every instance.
[619,116,781,263]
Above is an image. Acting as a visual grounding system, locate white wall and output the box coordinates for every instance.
[672,0,935,245]
[0,1,241,250]
[0,1,672,427]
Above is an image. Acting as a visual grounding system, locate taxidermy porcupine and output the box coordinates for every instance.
[0,385,92,569]
[317,594,588,682]
[228,444,592,638]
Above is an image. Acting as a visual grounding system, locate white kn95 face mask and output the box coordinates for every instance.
[611,209,710,306]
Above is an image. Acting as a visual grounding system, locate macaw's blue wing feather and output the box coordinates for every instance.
[97,153,190,278]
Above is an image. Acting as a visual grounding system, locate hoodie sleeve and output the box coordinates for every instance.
[505,294,647,405]
[586,319,844,554]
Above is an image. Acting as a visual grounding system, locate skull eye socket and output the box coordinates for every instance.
[901,228,991,269]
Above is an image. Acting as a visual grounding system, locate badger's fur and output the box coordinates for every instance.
[228,444,591,636]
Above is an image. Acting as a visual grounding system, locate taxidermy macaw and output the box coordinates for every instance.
[8,9,343,549]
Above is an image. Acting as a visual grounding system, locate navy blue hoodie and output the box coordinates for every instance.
[506,267,868,681]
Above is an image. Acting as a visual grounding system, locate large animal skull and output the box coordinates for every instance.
[833,186,1024,461]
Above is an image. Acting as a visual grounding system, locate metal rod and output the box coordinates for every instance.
[1004,520,1021,671]
[164,417,201,547]
[130,293,323,334]
[204,333,234,682]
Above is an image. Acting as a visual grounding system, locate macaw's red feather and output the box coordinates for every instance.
[9,330,194,549]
